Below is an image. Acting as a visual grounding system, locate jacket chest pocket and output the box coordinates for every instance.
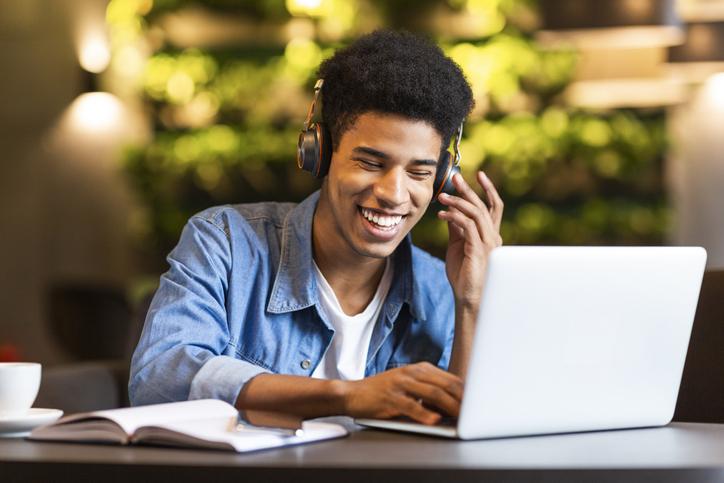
[232,309,332,376]
[385,330,444,370]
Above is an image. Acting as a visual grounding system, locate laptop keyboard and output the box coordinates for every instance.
[437,416,457,427]
[392,415,458,427]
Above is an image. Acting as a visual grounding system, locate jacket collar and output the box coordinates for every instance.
[266,190,427,321]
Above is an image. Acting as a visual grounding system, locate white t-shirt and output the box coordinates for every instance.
[311,258,393,381]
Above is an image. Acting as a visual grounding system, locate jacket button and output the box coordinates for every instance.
[300,359,311,370]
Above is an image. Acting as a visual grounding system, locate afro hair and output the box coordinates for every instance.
[317,29,474,155]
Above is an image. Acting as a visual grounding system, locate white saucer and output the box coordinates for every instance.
[0,408,63,438]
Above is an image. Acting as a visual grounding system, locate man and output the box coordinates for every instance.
[129,30,503,425]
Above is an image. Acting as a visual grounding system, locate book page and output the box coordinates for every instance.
[30,399,348,452]
[132,418,349,452]
[29,419,131,444]
[45,399,238,436]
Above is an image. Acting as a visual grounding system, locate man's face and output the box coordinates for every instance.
[316,111,443,260]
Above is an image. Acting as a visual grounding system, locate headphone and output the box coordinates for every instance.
[296,79,463,201]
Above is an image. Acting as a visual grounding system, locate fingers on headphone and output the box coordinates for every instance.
[438,208,480,243]
[438,194,480,233]
[450,173,486,212]
[437,203,463,238]
[454,176,496,228]
[477,171,504,230]
[440,178,498,245]
[452,173,499,237]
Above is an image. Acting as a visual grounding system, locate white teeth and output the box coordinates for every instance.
[361,208,403,228]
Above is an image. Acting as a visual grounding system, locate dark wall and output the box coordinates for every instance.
[0,0,141,364]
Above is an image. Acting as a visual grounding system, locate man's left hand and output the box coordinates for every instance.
[437,171,504,313]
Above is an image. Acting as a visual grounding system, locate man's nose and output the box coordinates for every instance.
[373,167,408,207]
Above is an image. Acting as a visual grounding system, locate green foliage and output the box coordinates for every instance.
[124,124,318,256]
[109,0,670,264]
[147,0,290,20]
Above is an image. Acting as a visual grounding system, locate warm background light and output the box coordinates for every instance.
[537,26,684,50]
[565,78,687,108]
[702,71,724,107]
[72,0,112,74]
[78,33,111,73]
[286,0,325,17]
[67,92,123,133]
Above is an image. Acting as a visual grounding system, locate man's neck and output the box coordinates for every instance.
[312,208,387,316]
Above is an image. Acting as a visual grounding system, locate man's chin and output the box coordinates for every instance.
[347,218,414,259]
[351,239,400,260]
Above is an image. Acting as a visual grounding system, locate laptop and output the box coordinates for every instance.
[356,246,707,439]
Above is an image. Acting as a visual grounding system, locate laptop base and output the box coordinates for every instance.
[355,418,459,438]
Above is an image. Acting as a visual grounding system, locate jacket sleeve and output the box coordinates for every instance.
[436,292,456,371]
[437,320,455,371]
[128,214,270,406]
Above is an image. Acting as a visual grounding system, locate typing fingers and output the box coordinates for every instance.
[404,362,464,402]
[404,380,460,419]
[397,396,441,425]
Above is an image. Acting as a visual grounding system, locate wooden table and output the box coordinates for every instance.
[2,420,724,482]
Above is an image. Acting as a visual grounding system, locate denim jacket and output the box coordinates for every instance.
[129,190,455,406]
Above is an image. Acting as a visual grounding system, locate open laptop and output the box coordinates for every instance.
[356,246,707,439]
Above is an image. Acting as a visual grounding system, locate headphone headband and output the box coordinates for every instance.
[452,122,463,166]
[303,79,324,130]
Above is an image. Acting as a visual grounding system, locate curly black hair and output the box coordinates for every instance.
[317,29,474,155]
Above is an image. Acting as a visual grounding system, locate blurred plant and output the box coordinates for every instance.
[107,0,670,266]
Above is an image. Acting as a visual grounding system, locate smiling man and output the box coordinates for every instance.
[129,30,503,425]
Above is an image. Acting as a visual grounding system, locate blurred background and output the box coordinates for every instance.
[1,0,723,370]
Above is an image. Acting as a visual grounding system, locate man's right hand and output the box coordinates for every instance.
[340,362,464,425]
[236,363,463,426]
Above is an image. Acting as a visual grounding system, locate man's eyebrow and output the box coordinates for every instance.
[352,146,438,166]
[410,158,438,167]
[352,146,390,159]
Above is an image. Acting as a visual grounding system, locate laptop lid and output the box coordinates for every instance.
[457,246,706,440]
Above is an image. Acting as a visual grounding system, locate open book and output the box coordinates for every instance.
[29,399,348,452]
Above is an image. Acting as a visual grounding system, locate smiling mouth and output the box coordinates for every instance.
[358,206,406,231]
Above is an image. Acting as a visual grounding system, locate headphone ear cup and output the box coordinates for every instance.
[316,122,332,178]
[297,128,319,174]
[432,151,460,202]
[296,122,332,179]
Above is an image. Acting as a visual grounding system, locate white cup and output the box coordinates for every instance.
[0,362,41,417]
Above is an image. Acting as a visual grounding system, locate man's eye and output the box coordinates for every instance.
[356,159,382,169]
[410,170,433,178]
